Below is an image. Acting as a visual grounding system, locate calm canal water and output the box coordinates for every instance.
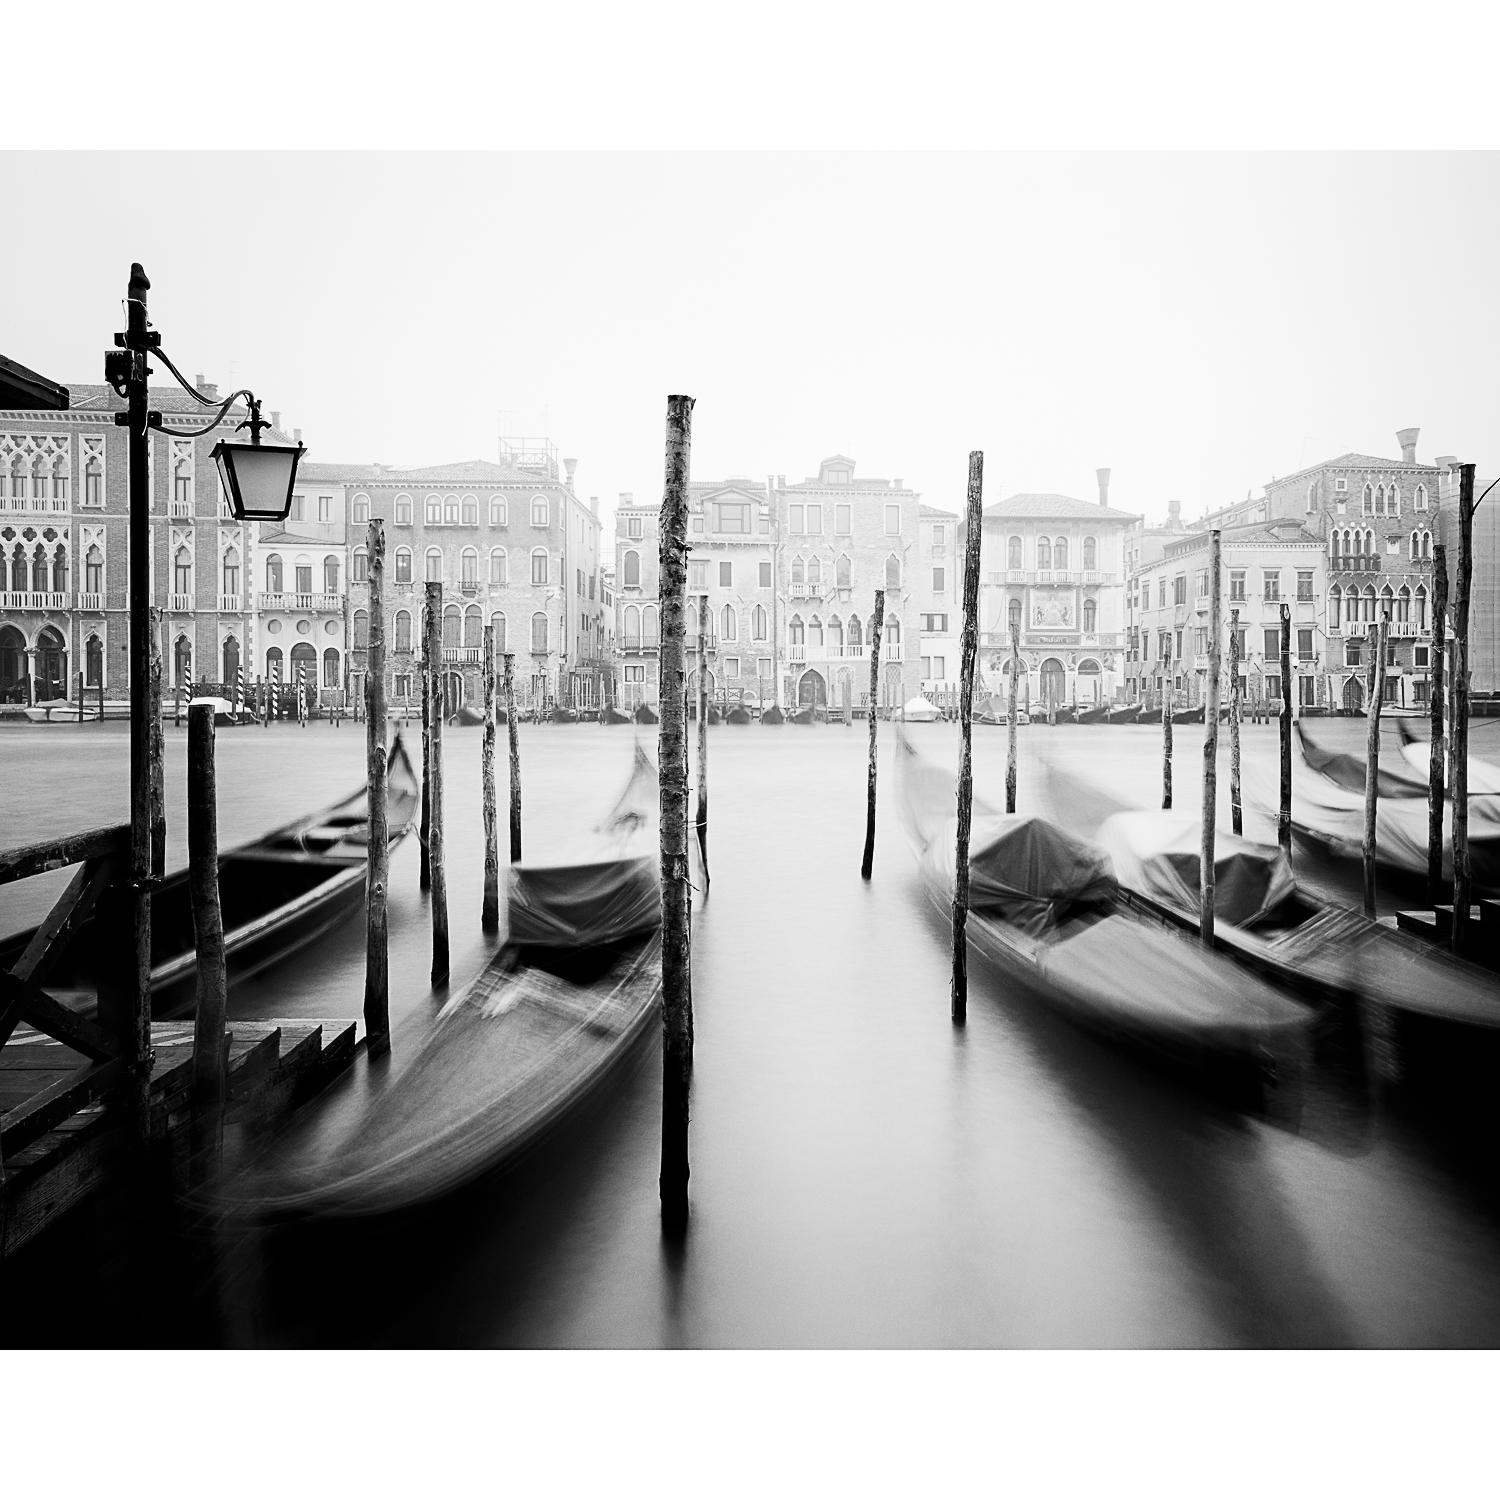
[5,713,1500,1347]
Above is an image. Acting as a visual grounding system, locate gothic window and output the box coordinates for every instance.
[836,554,851,589]
[86,545,104,595]
[721,604,737,641]
[1415,585,1428,631]
[789,614,804,646]
[86,634,103,687]
[52,544,67,593]
[791,554,805,587]
[885,553,901,589]
[885,615,901,649]
[1397,585,1411,624]
[1329,585,1342,631]
[173,546,192,595]
[223,636,240,684]
[847,615,863,650]
[752,604,767,640]
[222,547,240,595]
[808,615,823,650]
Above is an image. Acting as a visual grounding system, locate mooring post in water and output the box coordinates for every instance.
[187,702,228,1178]
[503,651,521,862]
[77,671,83,724]
[364,520,391,1054]
[696,593,710,884]
[149,628,165,878]
[99,675,105,723]
[1429,541,1449,905]
[481,625,499,932]
[1201,531,1222,946]
[1007,623,1021,814]
[952,451,984,1023]
[658,393,696,1235]
[419,639,432,891]
[1451,463,1477,955]
[860,588,887,880]
[425,581,449,984]
[1279,602,1292,854]
[1229,607,1243,836]
[1363,611,1390,917]
[1161,640,1173,810]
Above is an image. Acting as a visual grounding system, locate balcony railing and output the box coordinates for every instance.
[168,499,193,518]
[1330,556,1382,573]
[787,642,900,664]
[76,592,103,612]
[168,592,194,612]
[257,591,344,612]
[442,647,483,664]
[0,495,70,516]
[218,593,243,613]
[0,590,67,610]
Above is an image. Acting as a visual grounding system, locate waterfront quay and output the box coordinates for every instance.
[4,714,1500,1348]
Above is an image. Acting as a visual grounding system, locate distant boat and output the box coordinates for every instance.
[1171,705,1205,725]
[23,698,99,723]
[899,695,940,723]
[601,706,632,726]
[1106,704,1143,725]
[633,704,659,725]
[1077,703,1110,724]
[761,705,785,725]
[725,705,754,725]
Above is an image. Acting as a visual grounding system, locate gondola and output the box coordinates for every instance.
[633,704,659,725]
[2,738,421,1019]
[725,705,754,725]
[1106,704,1143,725]
[241,741,685,1216]
[1171,705,1205,725]
[1077,703,1111,724]
[601,706,633,726]
[761,705,785,725]
[1246,721,1500,889]
[23,701,100,723]
[1092,804,1500,1031]
[895,736,1313,1099]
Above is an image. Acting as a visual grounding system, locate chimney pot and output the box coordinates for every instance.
[564,457,578,486]
[270,410,281,430]
[619,491,633,505]
[293,427,301,443]
[1096,467,1111,507]
[1436,455,1457,473]
[1397,427,1420,464]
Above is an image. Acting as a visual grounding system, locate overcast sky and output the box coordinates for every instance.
[5,151,1497,534]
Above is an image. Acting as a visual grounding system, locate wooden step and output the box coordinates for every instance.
[1480,899,1500,944]
[1395,909,1442,941]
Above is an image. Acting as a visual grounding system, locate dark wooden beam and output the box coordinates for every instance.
[14,857,116,986]
[0,825,130,887]
[0,969,120,1060]
[0,1058,122,1157]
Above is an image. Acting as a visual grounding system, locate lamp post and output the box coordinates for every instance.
[103,262,302,1122]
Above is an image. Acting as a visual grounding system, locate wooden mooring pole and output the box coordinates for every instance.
[1363,612,1389,917]
[1278,603,1293,855]
[1201,530,1222,946]
[188,703,228,1178]
[1428,541,1449,906]
[1228,607,1243,836]
[1451,464,1476,956]
[419,639,432,891]
[860,588,886,880]
[364,520,391,1055]
[77,671,83,724]
[696,594,710,884]
[658,393,696,1235]
[425,581,449,985]
[1007,622,1020,814]
[952,451,983,1024]
[481,625,500,932]
[149,625,165,878]
[1161,641,1173,810]
[503,651,521,863]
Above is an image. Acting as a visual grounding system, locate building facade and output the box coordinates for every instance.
[916,504,959,694]
[977,472,1137,711]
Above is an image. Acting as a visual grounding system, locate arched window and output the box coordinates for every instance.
[789,614,804,646]
[1307,482,1317,512]
[807,556,822,591]
[885,553,900,589]
[791,554,805,587]
[1082,537,1097,570]
[1379,583,1394,623]
[531,495,549,527]
[425,495,441,524]
[847,615,863,650]
[294,555,313,594]
[1082,598,1097,632]
[351,547,368,584]
[425,547,442,582]
[1008,597,1022,638]
[394,547,412,583]
[827,615,844,653]
[174,634,192,685]
[490,547,507,585]
[753,605,768,640]
[395,494,412,525]
[174,460,191,511]
[444,495,459,525]
[623,604,641,645]
[353,609,369,649]
[324,556,340,592]
[1363,482,1373,512]
[86,544,105,596]
[31,544,47,593]
[463,605,482,648]
[52,544,68,593]
[1054,537,1068,571]
[173,545,192,596]
[1007,535,1022,570]
[836,554,851,589]
[323,647,340,688]
[721,604,737,641]
[491,611,507,653]
[643,606,659,647]
[1397,585,1411,623]
[530,611,548,652]
[1422,530,1432,559]
[1037,537,1052,570]
[394,610,412,652]
[351,495,369,524]
[442,605,461,649]
[490,498,507,527]
[808,615,823,650]
[1375,484,1385,516]
[1362,584,1376,623]
[623,550,640,587]
[1329,585,1342,631]
[266,553,283,592]
[885,615,901,650]
[1416,484,1428,511]
[530,548,549,585]
[461,496,478,525]
[1415,585,1428,631]
[86,633,104,687]
[265,645,283,680]
[461,547,478,584]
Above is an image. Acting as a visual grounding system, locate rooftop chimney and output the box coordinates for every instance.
[1167,499,1182,528]
[1096,467,1111,507]
[270,410,281,431]
[619,491,634,505]
[1436,454,1457,473]
[293,427,302,443]
[564,457,578,487]
[194,374,219,400]
[1398,427,1420,464]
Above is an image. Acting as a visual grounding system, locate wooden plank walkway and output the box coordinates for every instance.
[1,1017,362,1258]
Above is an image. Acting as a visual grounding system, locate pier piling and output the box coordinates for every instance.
[1279,602,1292,855]
[1161,641,1173,810]
[860,588,886,880]
[1007,623,1020,814]
[696,594,710,884]
[425,581,449,985]
[419,643,431,892]
[1229,608,1242,836]
[504,652,521,863]
[1363,611,1389,916]
[187,703,228,1177]
[658,393,696,1235]
[1428,542,1449,905]
[1452,463,1476,956]
[482,625,499,932]
[1201,530,1222,946]
[952,451,983,1024]
[364,519,391,1055]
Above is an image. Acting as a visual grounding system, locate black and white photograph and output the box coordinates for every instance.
[3,7,1497,1490]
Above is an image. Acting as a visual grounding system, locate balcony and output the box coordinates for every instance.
[460,581,480,595]
[77,592,103,612]
[0,495,70,516]
[218,593,243,613]
[0,590,67,610]
[168,498,193,518]
[258,591,344,612]
[1390,621,1421,637]
[442,647,483,664]
[1331,556,1382,574]
[168,593,194,612]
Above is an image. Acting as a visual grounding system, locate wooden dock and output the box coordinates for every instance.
[1,1017,361,1258]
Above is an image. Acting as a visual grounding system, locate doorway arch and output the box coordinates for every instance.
[1342,676,1364,714]
[1076,657,1102,704]
[1039,656,1066,709]
[36,625,67,700]
[797,668,827,709]
[0,624,25,701]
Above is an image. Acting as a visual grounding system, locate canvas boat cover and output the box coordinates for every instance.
[506,739,671,948]
[1095,809,1299,928]
[900,696,940,722]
